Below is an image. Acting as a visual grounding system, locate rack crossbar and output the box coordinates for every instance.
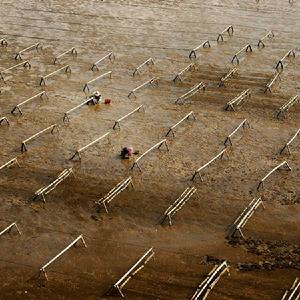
[192,148,227,181]
[131,139,169,172]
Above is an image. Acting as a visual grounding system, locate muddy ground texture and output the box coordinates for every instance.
[0,0,299,299]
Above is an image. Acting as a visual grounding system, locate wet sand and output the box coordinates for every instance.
[0,0,299,299]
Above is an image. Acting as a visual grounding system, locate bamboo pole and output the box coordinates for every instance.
[128,77,159,98]
[257,161,291,191]
[0,157,20,171]
[257,31,274,48]
[192,148,227,181]
[277,95,299,119]
[165,111,196,137]
[0,222,21,236]
[96,177,134,213]
[0,116,10,126]
[275,49,296,70]
[173,63,195,83]
[0,38,8,47]
[217,25,234,42]
[70,132,110,160]
[231,44,252,64]
[40,65,71,85]
[224,89,250,111]
[224,119,250,146]
[191,261,230,300]
[107,248,154,297]
[39,235,86,280]
[281,278,300,300]
[230,197,264,238]
[53,47,77,64]
[175,82,206,104]
[133,57,154,76]
[21,124,58,152]
[113,105,144,130]
[280,128,300,155]
[131,139,169,172]
[161,187,197,226]
[33,168,74,202]
[0,61,31,82]
[264,72,281,93]
[11,91,48,115]
[15,42,42,60]
[83,71,112,93]
[91,52,115,71]
[219,67,238,87]
[189,40,211,59]
[63,98,91,122]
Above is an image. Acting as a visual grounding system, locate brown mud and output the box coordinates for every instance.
[0,0,299,299]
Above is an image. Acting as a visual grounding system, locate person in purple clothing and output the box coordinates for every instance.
[120,147,133,159]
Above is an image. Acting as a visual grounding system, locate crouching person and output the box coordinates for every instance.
[120,147,134,159]
[87,91,102,105]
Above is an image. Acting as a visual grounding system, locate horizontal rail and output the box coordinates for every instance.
[237,198,264,233]
[175,82,206,104]
[113,105,144,130]
[231,44,252,64]
[11,91,47,115]
[0,38,8,47]
[192,148,227,181]
[131,139,169,172]
[0,157,20,171]
[70,131,110,160]
[53,47,77,64]
[275,49,296,70]
[191,261,230,300]
[257,161,291,191]
[21,124,58,152]
[225,89,250,111]
[277,95,299,119]
[0,61,31,82]
[96,177,134,213]
[128,77,159,98]
[1,60,31,74]
[281,278,300,300]
[34,168,73,202]
[161,187,197,226]
[217,25,234,42]
[63,98,91,122]
[224,119,250,146]
[40,65,71,85]
[15,42,42,60]
[133,57,154,76]
[39,235,86,280]
[109,248,154,297]
[0,116,10,126]
[230,197,264,238]
[264,72,281,93]
[173,63,195,83]
[280,128,300,155]
[257,31,274,48]
[91,52,115,71]
[189,40,211,59]
[83,71,112,93]
[166,111,196,137]
[0,222,21,236]
[219,67,238,86]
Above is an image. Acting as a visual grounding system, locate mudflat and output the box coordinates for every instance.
[0,0,299,299]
